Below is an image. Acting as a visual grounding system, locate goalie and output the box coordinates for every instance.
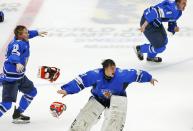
[57,59,158,131]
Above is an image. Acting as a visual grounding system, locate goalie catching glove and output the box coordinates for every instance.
[38,66,60,82]
[50,102,66,118]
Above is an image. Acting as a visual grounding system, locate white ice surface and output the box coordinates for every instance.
[0,0,193,131]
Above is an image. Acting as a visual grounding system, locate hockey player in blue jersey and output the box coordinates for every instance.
[134,0,187,62]
[56,59,158,131]
[0,11,4,22]
[0,25,47,123]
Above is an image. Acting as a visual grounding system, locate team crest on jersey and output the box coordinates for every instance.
[102,89,112,99]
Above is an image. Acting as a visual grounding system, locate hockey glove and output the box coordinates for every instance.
[38,66,60,82]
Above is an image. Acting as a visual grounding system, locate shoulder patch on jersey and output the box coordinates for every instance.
[168,0,174,4]
[93,69,100,74]
[117,69,123,73]
[129,69,135,72]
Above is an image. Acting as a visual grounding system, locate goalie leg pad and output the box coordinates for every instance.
[101,95,127,131]
[69,97,105,131]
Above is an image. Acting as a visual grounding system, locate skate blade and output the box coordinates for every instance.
[12,119,30,124]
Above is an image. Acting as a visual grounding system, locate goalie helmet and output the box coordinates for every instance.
[38,66,60,82]
[50,102,66,118]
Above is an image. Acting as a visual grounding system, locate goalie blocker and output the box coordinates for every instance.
[38,66,60,82]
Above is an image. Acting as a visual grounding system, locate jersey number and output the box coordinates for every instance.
[12,44,20,56]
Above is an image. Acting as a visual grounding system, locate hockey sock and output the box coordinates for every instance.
[18,88,37,113]
[0,102,12,117]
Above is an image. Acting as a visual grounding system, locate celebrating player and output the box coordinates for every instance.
[57,59,158,131]
[0,25,47,124]
[135,0,187,62]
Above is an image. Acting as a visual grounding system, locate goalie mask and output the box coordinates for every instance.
[50,102,66,118]
[38,66,60,82]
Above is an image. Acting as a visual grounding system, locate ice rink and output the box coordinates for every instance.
[0,0,193,131]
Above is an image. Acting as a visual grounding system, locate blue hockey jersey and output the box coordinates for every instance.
[143,0,182,33]
[2,30,38,82]
[61,68,152,102]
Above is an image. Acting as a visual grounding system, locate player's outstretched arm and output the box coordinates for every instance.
[57,70,97,98]
[28,30,47,39]
[38,31,47,37]
[124,69,158,86]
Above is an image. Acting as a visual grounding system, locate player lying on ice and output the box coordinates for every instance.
[57,59,158,131]
[0,25,47,124]
[135,0,187,62]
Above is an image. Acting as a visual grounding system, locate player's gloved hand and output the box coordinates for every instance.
[139,20,148,33]
[16,63,24,73]
[38,66,60,82]
[150,78,158,86]
[168,22,178,34]
[139,26,145,33]
[57,90,67,98]
[174,26,179,32]
[38,31,47,37]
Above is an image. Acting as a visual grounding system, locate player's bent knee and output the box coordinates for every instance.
[155,46,166,53]
[27,87,37,97]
